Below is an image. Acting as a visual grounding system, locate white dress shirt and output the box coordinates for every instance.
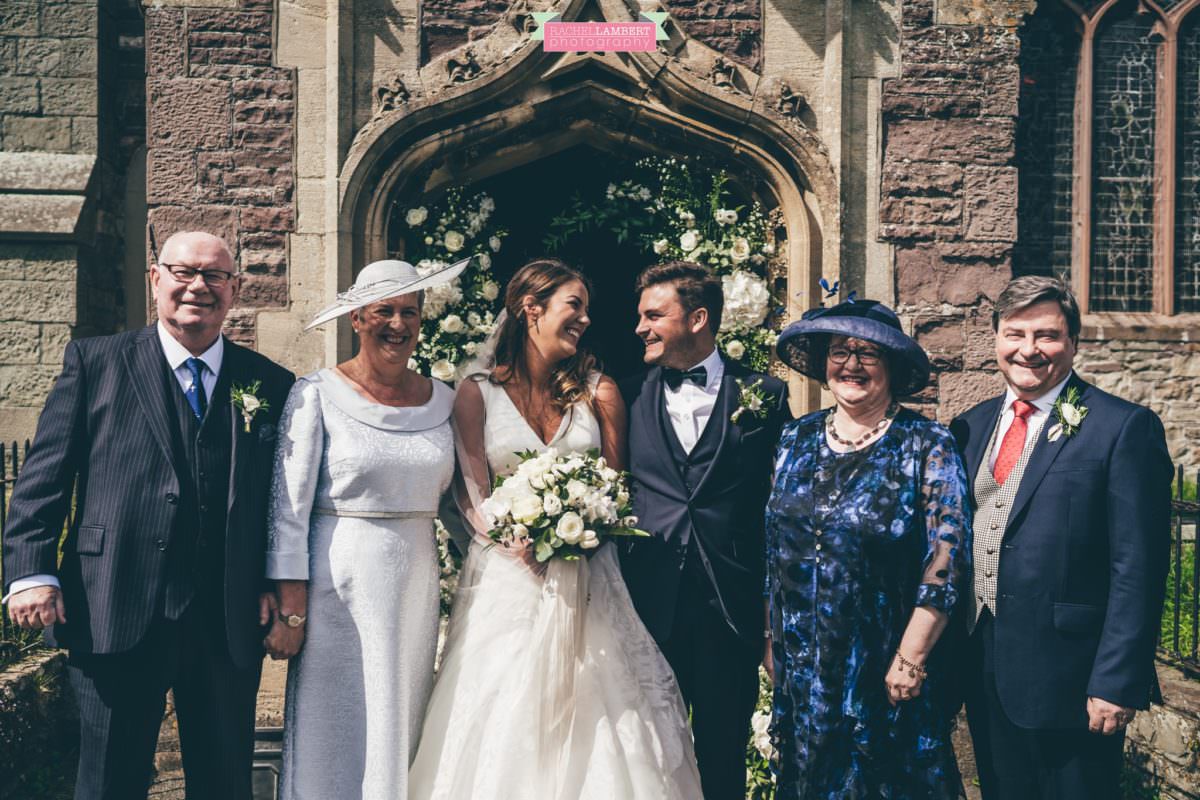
[3,325,224,601]
[663,348,724,454]
[987,372,1072,470]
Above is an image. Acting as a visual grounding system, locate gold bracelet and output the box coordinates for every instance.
[894,651,927,680]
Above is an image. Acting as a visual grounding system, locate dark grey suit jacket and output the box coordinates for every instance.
[2,325,294,669]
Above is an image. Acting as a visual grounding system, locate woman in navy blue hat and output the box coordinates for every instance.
[764,298,972,799]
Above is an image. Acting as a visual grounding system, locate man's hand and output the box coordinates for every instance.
[262,616,306,660]
[261,585,307,660]
[7,585,66,630]
[1087,696,1136,735]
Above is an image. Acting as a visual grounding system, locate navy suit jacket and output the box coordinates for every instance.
[950,374,1172,729]
[619,359,789,649]
[2,326,294,669]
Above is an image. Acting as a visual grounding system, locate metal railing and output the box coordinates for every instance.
[1160,466,1199,673]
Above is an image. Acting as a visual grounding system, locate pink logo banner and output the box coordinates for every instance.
[542,21,658,52]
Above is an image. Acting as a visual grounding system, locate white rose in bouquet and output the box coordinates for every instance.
[556,512,585,544]
[565,479,589,503]
[440,314,464,334]
[543,493,564,516]
[406,206,428,226]
[580,530,600,549]
[489,235,502,252]
[478,253,492,269]
[430,359,457,382]
[730,237,751,263]
[443,231,465,253]
[680,230,702,253]
[715,208,738,226]
[481,280,500,301]
[653,239,669,255]
[512,493,544,526]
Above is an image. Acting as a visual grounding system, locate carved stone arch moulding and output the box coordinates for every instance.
[335,2,839,409]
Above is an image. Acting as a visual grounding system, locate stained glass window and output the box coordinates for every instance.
[1176,16,1200,312]
[1013,10,1078,282]
[1090,11,1157,313]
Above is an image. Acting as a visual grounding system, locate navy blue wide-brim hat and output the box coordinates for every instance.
[775,299,932,396]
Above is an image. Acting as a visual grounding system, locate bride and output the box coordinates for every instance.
[409,259,702,798]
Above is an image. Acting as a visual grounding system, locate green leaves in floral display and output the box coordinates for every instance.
[535,539,556,563]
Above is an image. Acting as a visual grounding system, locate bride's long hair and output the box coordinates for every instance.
[489,258,597,413]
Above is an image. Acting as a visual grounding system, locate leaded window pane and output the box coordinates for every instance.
[1176,14,1200,313]
[1090,10,1157,313]
[1014,9,1077,282]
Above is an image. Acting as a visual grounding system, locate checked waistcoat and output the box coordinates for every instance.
[968,408,1046,632]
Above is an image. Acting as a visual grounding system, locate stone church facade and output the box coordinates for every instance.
[1,0,1197,469]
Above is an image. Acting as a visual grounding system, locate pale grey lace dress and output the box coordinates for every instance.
[266,369,454,800]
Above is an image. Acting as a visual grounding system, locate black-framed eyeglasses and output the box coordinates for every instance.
[159,264,238,287]
[827,346,883,366]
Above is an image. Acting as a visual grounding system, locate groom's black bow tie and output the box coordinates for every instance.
[663,366,708,390]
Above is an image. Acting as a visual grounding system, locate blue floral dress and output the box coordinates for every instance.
[765,407,971,800]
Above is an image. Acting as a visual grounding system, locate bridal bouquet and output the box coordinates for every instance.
[480,448,649,562]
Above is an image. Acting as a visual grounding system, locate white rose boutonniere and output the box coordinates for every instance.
[230,381,269,433]
[731,377,769,424]
[1047,385,1088,442]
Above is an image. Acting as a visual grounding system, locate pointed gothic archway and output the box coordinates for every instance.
[335,0,838,411]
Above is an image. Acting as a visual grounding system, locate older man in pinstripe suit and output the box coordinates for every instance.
[2,232,294,799]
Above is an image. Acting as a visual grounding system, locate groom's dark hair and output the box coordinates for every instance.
[635,260,723,334]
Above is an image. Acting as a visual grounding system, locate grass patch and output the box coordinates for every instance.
[1161,540,1197,661]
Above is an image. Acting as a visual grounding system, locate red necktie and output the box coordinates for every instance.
[993,400,1036,486]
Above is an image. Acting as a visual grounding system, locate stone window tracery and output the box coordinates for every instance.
[1015,0,1200,315]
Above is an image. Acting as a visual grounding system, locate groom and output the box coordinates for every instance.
[620,260,789,798]
[2,231,294,799]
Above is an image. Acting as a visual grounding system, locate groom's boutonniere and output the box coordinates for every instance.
[1046,385,1087,442]
[231,381,269,433]
[731,378,768,424]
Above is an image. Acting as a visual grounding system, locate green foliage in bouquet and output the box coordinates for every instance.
[399,188,508,380]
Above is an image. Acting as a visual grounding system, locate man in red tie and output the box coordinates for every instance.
[949,276,1172,800]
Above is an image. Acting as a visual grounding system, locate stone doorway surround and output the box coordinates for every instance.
[259,0,871,416]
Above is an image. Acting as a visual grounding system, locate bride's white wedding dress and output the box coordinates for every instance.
[409,377,702,799]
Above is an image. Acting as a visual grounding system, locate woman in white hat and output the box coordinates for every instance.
[261,257,468,800]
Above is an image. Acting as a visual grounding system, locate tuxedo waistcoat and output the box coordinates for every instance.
[163,357,232,621]
[659,389,722,549]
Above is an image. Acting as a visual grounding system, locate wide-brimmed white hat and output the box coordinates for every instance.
[304,256,471,330]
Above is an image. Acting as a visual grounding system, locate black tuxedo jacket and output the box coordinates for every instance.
[619,359,789,649]
[950,374,1172,728]
[2,325,294,669]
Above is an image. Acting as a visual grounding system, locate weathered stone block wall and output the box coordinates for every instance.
[145,0,296,347]
[0,0,99,155]
[0,651,77,798]
[418,0,762,68]
[881,0,1020,420]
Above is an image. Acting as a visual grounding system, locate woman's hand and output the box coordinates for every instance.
[885,651,926,706]
[263,580,308,660]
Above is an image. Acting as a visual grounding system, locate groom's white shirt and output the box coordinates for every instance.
[3,324,224,601]
[664,348,723,454]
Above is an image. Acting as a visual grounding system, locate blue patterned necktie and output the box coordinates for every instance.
[184,357,208,420]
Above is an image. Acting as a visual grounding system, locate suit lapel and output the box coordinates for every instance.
[219,338,245,512]
[640,368,688,500]
[689,361,739,501]
[1005,374,1088,529]
[965,395,1005,483]
[123,326,176,468]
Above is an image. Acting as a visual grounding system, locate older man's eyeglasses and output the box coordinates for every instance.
[828,346,883,366]
[160,264,238,287]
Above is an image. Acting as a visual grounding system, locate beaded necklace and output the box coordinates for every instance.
[825,401,900,450]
